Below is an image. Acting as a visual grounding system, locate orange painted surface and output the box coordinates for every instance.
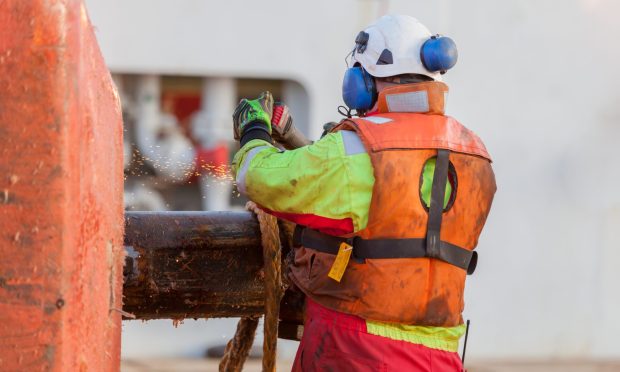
[0,1,124,371]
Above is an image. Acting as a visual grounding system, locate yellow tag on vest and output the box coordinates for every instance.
[328,242,353,282]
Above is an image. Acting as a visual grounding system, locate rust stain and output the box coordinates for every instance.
[423,294,452,326]
[55,298,65,309]
[9,174,19,185]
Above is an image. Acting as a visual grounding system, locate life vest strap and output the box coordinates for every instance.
[294,226,477,274]
[426,149,450,261]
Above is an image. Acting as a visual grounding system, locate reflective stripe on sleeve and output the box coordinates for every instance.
[341,130,367,156]
[236,146,269,195]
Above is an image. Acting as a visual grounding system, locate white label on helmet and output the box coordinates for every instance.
[385,91,429,113]
[364,116,392,124]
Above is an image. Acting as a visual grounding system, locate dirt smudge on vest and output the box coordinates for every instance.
[474,212,490,237]
[381,160,395,178]
[424,293,452,326]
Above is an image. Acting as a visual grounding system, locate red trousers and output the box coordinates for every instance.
[292,299,463,372]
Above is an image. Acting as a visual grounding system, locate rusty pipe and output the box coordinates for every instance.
[123,211,267,319]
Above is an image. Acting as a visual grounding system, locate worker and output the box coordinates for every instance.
[232,14,496,372]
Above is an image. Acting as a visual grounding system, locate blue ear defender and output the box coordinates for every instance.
[342,66,377,112]
[421,35,458,74]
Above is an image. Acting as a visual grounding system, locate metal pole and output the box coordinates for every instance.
[123,211,303,320]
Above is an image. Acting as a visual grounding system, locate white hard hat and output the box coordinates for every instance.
[350,15,442,81]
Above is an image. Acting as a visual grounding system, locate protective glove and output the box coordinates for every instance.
[271,103,312,150]
[232,91,274,142]
[271,103,293,143]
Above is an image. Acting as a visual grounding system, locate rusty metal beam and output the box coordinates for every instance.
[123,211,303,322]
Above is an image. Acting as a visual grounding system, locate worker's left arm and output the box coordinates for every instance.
[232,131,373,236]
[231,91,373,235]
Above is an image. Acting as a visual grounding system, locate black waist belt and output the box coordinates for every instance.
[293,226,478,275]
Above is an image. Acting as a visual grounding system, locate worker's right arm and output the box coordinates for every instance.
[232,131,374,236]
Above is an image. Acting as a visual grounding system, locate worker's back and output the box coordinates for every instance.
[289,81,496,327]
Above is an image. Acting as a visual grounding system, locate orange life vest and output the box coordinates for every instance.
[288,82,496,327]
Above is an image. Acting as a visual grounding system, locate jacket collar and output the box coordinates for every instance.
[375,81,449,115]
